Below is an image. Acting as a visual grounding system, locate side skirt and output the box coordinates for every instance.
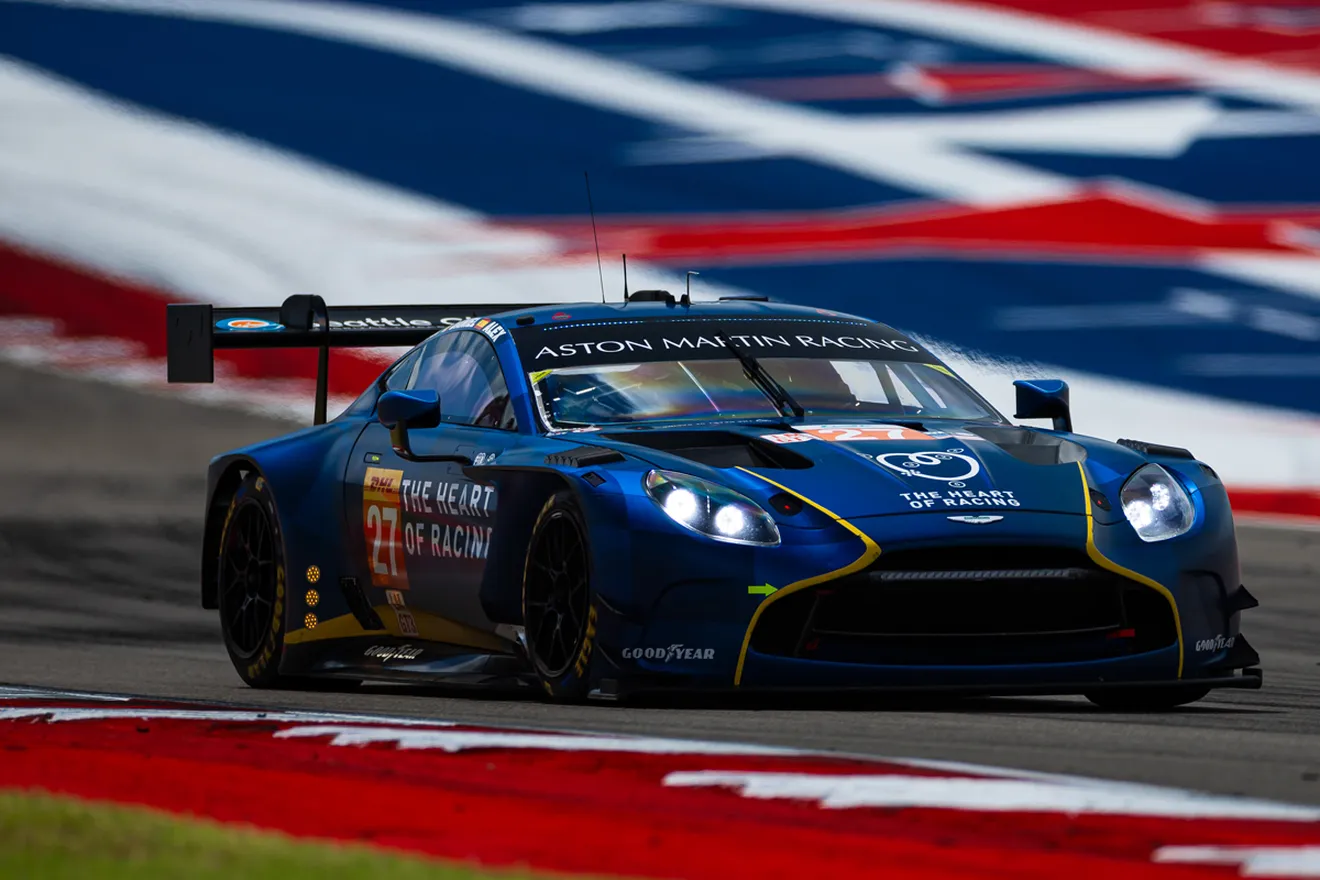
[281,635,534,687]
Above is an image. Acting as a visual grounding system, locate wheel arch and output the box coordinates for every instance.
[476,468,577,625]
[201,456,264,610]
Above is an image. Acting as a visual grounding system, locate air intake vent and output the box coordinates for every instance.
[751,548,1178,666]
[339,577,384,631]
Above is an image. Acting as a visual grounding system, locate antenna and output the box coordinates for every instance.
[584,171,606,304]
[622,253,630,301]
[684,271,699,306]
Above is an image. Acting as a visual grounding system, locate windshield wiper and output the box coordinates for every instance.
[715,331,804,421]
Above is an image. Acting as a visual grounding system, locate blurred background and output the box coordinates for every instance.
[1,0,1319,516]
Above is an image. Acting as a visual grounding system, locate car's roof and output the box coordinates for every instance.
[486,297,880,327]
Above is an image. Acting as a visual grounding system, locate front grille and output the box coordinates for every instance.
[751,548,1177,666]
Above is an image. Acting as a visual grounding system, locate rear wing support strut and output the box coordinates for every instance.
[166,294,538,425]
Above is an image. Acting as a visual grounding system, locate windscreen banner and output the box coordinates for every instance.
[512,317,931,369]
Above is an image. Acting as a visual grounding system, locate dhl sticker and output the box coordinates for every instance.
[363,467,409,590]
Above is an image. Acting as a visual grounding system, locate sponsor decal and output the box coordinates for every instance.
[1196,634,1236,653]
[947,515,1005,524]
[473,317,508,342]
[399,477,496,518]
[551,312,572,321]
[385,589,406,609]
[905,489,1020,509]
[529,369,555,384]
[472,452,498,466]
[397,477,496,561]
[799,424,933,442]
[763,432,814,444]
[573,605,598,677]
[876,450,982,483]
[623,645,716,662]
[396,608,419,637]
[363,467,409,590]
[216,317,284,332]
[532,334,920,361]
[328,317,440,329]
[364,644,423,662]
[747,583,777,596]
[448,316,507,341]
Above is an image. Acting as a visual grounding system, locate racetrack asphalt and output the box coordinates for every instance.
[2,361,1317,803]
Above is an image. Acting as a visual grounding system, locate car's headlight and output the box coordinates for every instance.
[643,470,780,546]
[1120,464,1195,542]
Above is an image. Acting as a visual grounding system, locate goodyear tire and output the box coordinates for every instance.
[522,490,597,703]
[217,472,289,688]
[1084,686,1210,711]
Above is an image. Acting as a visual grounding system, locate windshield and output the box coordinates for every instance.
[530,357,999,428]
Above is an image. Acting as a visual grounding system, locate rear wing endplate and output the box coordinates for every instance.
[167,294,535,424]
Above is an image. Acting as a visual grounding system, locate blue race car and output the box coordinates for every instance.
[167,291,1261,708]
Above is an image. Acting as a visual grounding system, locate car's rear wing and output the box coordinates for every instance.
[167,294,537,424]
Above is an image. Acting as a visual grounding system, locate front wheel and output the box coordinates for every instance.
[522,490,597,703]
[1084,686,1210,711]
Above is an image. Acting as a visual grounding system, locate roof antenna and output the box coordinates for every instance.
[683,271,698,306]
[584,171,606,304]
[622,253,630,301]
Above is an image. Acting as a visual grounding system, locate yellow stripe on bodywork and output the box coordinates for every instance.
[1077,462,1184,678]
[733,467,882,686]
[284,607,508,652]
[284,611,382,645]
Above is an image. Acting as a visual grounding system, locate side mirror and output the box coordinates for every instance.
[378,390,440,460]
[1013,379,1072,433]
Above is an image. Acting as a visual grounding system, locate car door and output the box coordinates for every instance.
[346,330,517,646]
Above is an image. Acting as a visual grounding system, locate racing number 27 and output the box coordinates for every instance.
[363,467,409,589]
[366,503,398,578]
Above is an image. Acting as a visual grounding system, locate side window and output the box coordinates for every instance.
[410,331,517,430]
[383,348,422,392]
[344,347,422,418]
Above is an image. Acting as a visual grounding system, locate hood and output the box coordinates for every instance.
[606,422,1094,520]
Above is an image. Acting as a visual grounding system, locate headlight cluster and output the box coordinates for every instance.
[644,470,780,546]
[1120,463,1195,542]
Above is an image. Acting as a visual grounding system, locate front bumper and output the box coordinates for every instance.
[610,507,1257,693]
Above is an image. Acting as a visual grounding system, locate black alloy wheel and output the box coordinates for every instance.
[220,501,278,656]
[523,491,595,700]
[217,472,288,688]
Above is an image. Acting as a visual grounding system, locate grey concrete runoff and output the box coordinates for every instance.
[1,361,1316,803]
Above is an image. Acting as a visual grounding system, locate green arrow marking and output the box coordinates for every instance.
[747,584,777,596]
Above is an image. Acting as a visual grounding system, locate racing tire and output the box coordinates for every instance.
[1084,686,1210,711]
[522,490,598,703]
[216,472,291,688]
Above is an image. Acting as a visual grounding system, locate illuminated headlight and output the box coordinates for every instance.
[644,470,780,546]
[1120,464,1195,542]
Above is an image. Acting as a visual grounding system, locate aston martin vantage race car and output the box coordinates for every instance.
[167,291,1261,707]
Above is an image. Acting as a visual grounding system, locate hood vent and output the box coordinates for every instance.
[966,425,1087,466]
[602,430,812,469]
